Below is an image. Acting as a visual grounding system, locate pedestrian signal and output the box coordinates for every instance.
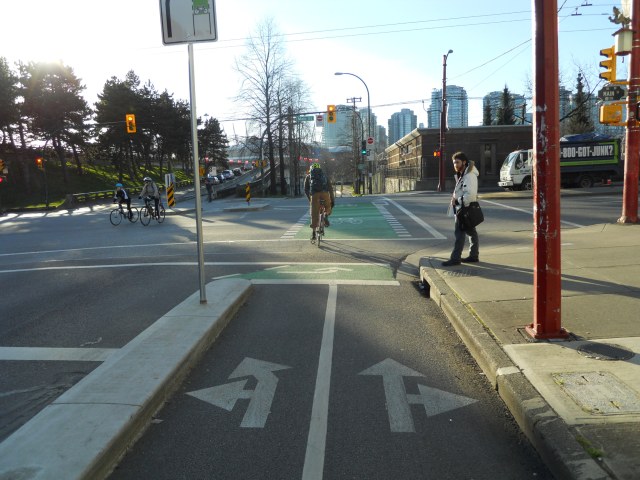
[36,157,44,169]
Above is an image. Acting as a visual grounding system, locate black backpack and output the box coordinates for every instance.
[310,168,328,193]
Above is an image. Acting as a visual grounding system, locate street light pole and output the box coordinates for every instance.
[335,72,371,194]
[438,49,453,192]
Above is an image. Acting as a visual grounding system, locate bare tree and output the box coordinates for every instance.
[234,18,293,195]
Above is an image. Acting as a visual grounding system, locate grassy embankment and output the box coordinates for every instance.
[0,162,190,211]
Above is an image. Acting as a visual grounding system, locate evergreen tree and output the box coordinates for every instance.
[496,86,516,125]
[563,72,594,134]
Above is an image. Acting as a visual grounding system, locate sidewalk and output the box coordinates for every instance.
[415,222,640,480]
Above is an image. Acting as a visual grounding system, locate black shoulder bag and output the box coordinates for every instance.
[456,195,484,231]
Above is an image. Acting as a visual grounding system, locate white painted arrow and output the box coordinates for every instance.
[187,357,290,428]
[359,358,477,433]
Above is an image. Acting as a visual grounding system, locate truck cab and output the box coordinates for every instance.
[499,149,533,190]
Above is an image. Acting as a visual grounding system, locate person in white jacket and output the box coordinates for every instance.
[442,151,480,266]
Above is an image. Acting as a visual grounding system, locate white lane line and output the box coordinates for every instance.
[383,197,447,239]
[0,261,394,275]
[0,347,117,362]
[480,199,585,227]
[251,279,399,285]
[302,284,337,480]
[281,213,310,239]
[374,204,411,237]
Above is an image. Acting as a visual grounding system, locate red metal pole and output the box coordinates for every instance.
[526,0,568,340]
[619,0,640,224]
[438,54,447,192]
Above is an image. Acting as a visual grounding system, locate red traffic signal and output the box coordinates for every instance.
[36,157,44,169]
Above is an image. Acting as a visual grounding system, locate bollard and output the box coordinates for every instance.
[245,183,250,205]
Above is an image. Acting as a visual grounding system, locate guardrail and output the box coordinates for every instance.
[64,179,194,206]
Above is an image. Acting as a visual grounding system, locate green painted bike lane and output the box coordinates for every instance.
[294,203,397,240]
[234,262,398,285]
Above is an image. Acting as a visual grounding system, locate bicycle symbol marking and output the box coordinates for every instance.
[333,217,363,225]
[275,266,354,274]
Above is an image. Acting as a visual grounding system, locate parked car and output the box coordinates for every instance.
[232,168,242,176]
[222,169,234,180]
[216,173,225,183]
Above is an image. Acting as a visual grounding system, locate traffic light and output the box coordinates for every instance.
[327,105,336,124]
[361,140,367,155]
[433,149,441,157]
[35,157,44,170]
[126,114,137,133]
[599,46,616,83]
[0,176,4,184]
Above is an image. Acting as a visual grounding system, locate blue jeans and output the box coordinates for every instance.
[450,218,479,261]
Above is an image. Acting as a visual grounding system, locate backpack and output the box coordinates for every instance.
[310,168,328,193]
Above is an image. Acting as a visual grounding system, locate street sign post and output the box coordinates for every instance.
[597,84,627,102]
[159,0,219,303]
[297,115,314,122]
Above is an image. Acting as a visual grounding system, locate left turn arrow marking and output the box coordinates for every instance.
[187,357,291,428]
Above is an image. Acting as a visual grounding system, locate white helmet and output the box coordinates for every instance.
[143,177,152,182]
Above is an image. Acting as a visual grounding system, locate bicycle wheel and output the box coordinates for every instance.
[156,205,166,223]
[128,207,139,223]
[110,209,122,226]
[317,214,324,247]
[140,207,151,226]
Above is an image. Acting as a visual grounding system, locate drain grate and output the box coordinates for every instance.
[577,342,635,361]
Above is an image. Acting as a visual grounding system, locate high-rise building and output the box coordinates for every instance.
[388,108,417,144]
[559,86,572,123]
[427,85,468,128]
[322,105,354,148]
[359,107,377,139]
[482,90,528,125]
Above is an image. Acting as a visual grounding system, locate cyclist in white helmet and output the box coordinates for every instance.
[139,177,160,218]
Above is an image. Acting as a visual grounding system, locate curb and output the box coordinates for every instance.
[418,258,611,480]
[0,278,253,480]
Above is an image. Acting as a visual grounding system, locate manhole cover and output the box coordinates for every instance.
[577,343,635,361]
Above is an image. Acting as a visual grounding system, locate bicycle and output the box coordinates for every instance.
[109,203,138,225]
[311,199,327,247]
[139,196,166,226]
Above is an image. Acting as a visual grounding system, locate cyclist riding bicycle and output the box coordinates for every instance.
[304,163,334,241]
[113,183,133,219]
[139,177,160,218]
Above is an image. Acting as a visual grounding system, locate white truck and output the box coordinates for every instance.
[498,137,622,190]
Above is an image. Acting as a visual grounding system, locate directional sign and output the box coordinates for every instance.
[187,357,290,428]
[297,115,314,121]
[597,84,627,102]
[159,0,218,45]
[359,358,477,432]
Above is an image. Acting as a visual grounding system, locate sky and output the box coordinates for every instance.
[0,0,627,143]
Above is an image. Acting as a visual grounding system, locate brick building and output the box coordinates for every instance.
[382,125,532,192]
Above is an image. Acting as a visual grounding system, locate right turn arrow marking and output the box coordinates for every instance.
[360,358,477,432]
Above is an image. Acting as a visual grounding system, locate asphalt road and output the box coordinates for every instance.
[0,187,624,477]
